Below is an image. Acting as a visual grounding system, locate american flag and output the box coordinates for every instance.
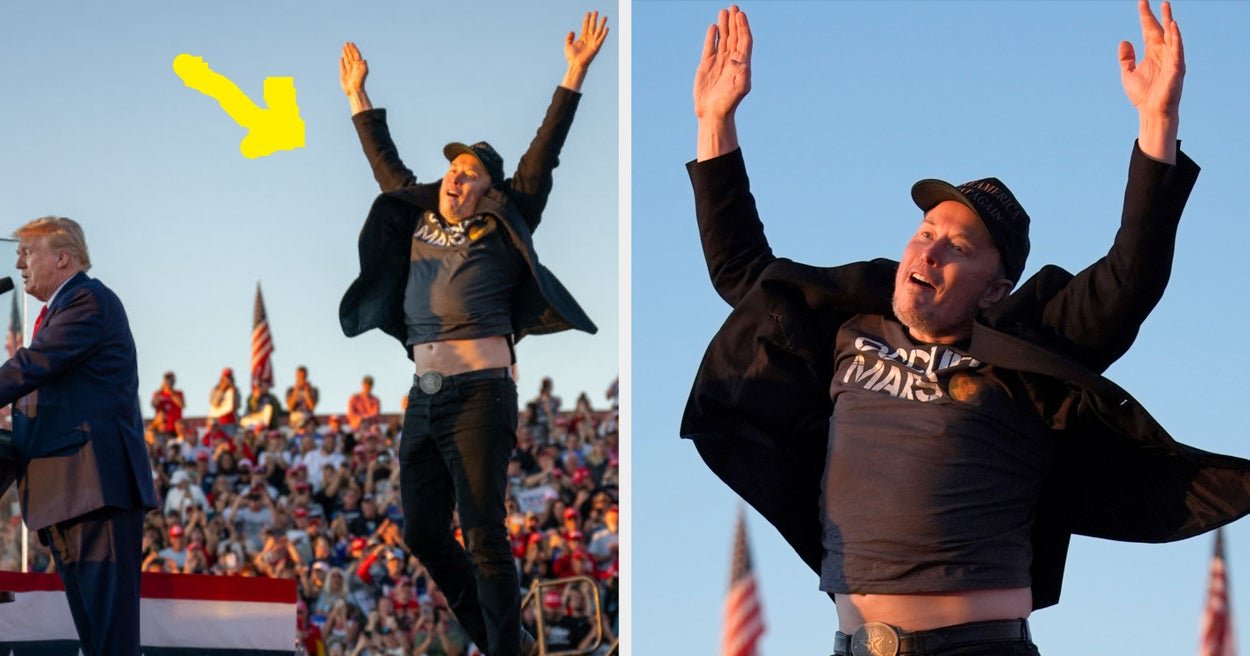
[250,283,274,388]
[1200,528,1236,656]
[4,293,21,358]
[723,508,765,656]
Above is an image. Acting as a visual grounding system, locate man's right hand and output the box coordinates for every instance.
[340,41,373,115]
[695,6,752,160]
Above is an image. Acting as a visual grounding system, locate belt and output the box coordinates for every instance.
[833,619,1031,656]
[413,367,511,395]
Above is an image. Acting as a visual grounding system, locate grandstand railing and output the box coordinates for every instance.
[520,575,616,656]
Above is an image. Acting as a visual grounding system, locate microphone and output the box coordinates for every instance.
[0,277,13,295]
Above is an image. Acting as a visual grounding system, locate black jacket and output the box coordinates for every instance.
[683,144,1250,610]
[340,86,596,354]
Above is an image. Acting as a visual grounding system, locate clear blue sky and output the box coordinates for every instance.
[0,1,619,421]
[634,1,1250,654]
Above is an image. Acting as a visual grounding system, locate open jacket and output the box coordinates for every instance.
[339,86,597,354]
[682,144,1250,610]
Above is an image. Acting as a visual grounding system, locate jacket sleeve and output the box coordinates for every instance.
[505,87,582,234]
[686,148,778,308]
[1036,141,1200,372]
[352,109,418,192]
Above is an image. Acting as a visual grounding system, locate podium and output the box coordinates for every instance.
[0,428,15,604]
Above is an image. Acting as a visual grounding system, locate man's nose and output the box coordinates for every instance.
[920,241,942,265]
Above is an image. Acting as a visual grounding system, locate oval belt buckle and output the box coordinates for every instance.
[418,372,444,395]
[851,622,900,656]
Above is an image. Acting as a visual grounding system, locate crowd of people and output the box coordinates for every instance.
[0,367,620,656]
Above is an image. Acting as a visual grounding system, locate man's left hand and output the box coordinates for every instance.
[565,11,609,71]
[561,11,610,92]
[1119,0,1184,118]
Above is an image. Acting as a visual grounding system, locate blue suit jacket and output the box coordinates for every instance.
[0,272,156,530]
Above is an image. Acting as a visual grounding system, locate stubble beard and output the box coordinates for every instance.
[891,290,978,344]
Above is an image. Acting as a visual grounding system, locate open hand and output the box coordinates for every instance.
[565,11,610,71]
[1119,0,1184,118]
[339,42,369,96]
[694,5,752,120]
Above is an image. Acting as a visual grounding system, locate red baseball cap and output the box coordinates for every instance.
[543,588,562,609]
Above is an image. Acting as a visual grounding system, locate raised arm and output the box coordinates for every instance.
[1025,1,1194,370]
[694,6,752,161]
[688,149,776,307]
[1119,0,1184,163]
[1032,142,1198,372]
[686,6,773,306]
[341,41,417,192]
[508,12,609,231]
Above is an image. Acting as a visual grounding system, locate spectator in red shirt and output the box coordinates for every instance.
[346,375,380,432]
[297,601,325,656]
[151,370,186,438]
[552,531,596,579]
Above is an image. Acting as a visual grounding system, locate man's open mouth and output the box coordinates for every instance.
[909,273,935,290]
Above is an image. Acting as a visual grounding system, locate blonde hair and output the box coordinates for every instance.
[14,216,92,271]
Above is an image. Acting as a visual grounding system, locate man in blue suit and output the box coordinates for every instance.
[0,216,157,655]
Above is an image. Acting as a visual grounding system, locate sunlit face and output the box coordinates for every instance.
[892,201,1012,344]
[16,235,70,302]
[438,154,492,221]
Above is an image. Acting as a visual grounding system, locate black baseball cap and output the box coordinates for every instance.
[911,176,1031,283]
[443,141,505,185]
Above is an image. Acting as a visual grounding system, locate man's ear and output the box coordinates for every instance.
[979,278,1014,310]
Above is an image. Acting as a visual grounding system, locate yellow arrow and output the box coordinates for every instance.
[173,54,305,159]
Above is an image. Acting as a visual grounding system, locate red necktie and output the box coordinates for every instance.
[31,305,48,340]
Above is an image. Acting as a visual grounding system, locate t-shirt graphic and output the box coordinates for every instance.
[413,211,490,248]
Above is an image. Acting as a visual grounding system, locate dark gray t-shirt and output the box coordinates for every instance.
[820,314,1056,594]
[404,211,522,345]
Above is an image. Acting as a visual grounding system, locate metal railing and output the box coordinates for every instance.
[519,575,616,655]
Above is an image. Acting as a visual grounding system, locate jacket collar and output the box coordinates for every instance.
[45,270,89,313]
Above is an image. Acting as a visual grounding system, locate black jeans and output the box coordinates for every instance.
[401,376,519,656]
